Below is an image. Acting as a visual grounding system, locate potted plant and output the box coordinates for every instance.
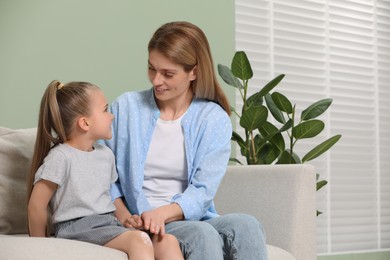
[218,51,341,215]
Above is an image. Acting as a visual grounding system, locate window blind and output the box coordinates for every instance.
[377,0,390,249]
[234,0,390,254]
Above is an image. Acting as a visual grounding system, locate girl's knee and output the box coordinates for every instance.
[138,230,153,246]
[105,230,154,258]
[126,230,153,246]
[152,233,178,246]
[159,233,178,242]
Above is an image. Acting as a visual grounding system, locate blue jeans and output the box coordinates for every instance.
[165,213,268,260]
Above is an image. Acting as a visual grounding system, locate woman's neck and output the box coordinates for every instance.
[157,91,193,121]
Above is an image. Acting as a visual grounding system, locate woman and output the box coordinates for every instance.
[105,21,268,259]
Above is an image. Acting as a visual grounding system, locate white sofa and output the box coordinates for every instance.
[0,127,316,260]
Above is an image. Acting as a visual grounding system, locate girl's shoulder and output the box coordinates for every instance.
[43,144,69,163]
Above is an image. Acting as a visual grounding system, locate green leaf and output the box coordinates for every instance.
[217,64,244,89]
[302,134,342,162]
[230,106,237,114]
[229,158,243,165]
[270,133,285,153]
[257,143,279,164]
[301,98,333,120]
[317,180,328,191]
[231,51,253,80]
[246,92,264,109]
[231,131,245,147]
[292,120,324,139]
[276,150,300,164]
[258,121,278,136]
[258,121,285,152]
[240,105,268,131]
[265,93,285,123]
[271,92,293,114]
[231,131,249,159]
[258,74,285,97]
[247,135,267,164]
[279,119,293,132]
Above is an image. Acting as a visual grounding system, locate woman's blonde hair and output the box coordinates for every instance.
[148,21,231,115]
[27,80,99,201]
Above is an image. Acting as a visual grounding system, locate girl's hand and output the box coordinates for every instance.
[113,198,134,228]
[125,214,143,229]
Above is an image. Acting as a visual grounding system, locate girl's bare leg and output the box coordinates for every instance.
[152,234,184,260]
[104,230,154,260]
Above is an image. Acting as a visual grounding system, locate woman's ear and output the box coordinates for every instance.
[190,65,197,81]
[77,117,90,131]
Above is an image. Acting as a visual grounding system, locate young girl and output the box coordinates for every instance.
[27,80,184,260]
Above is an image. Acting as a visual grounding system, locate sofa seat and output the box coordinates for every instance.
[0,235,295,260]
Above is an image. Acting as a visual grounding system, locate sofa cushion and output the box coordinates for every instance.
[0,127,37,234]
[0,234,295,260]
[0,235,127,260]
[268,244,296,260]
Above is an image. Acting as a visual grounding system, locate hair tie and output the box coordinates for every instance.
[57,83,64,90]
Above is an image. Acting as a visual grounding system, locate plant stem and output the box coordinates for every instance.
[290,105,295,156]
[250,130,256,164]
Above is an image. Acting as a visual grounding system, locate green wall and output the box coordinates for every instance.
[0,0,235,128]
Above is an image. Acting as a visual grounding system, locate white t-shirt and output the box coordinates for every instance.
[143,116,188,209]
[34,143,117,223]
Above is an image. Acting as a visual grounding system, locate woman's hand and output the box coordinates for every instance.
[141,203,184,236]
[141,208,167,235]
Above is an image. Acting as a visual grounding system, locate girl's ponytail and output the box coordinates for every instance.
[27,80,67,200]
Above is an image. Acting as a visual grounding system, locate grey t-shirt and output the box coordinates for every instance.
[34,143,117,223]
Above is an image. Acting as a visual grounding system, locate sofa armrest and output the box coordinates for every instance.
[214,164,316,260]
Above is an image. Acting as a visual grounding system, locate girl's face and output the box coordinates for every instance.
[147,50,196,104]
[87,89,114,140]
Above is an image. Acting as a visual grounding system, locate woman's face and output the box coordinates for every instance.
[148,50,196,103]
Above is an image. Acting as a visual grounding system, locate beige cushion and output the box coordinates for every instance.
[0,235,127,260]
[0,127,36,234]
[1,235,296,260]
[0,234,295,260]
[267,244,296,260]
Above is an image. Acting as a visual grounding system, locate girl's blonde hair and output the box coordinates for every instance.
[27,80,99,200]
[148,21,231,115]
